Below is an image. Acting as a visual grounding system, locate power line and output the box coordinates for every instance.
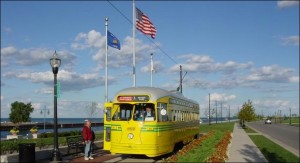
[106,1,212,98]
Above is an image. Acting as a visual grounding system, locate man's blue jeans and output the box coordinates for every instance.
[84,141,92,157]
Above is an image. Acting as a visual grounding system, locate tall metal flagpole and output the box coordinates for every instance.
[105,17,108,102]
[133,0,136,87]
[150,53,153,87]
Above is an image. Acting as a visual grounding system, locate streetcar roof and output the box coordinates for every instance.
[113,87,198,105]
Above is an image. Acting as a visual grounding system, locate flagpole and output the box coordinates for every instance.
[133,0,136,87]
[105,17,108,102]
[150,53,153,87]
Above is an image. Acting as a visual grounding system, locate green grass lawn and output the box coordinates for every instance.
[249,135,300,163]
[281,117,299,125]
[171,122,235,162]
[243,126,257,133]
[177,131,225,162]
[281,117,300,127]
[200,122,235,133]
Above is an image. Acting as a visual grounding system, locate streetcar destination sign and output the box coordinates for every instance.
[117,95,149,102]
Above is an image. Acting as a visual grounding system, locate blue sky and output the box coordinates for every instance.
[1,1,299,119]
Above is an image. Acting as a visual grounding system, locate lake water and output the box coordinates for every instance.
[1,117,237,139]
[1,118,104,139]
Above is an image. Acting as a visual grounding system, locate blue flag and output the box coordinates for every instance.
[107,30,121,50]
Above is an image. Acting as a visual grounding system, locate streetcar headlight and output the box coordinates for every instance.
[128,133,134,139]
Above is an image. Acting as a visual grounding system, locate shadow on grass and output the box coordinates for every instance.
[239,144,267,162]
[261,148,287,163]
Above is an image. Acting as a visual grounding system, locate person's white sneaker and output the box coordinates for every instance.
[84,157,89,160]
[89,156,94,160]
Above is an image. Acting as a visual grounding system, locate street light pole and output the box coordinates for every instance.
[50,51,62,161]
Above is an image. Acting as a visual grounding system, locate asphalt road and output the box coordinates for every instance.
[247,121,299,157]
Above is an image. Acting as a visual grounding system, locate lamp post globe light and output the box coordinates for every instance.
[50,51,62,161]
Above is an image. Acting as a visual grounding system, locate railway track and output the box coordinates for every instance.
[67,149,168,162]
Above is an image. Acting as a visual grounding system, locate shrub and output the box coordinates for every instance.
[10,127,19,134]
[30,126,38,133]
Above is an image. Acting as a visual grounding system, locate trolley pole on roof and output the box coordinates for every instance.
[177,65,187,93]
[180,65,182,93]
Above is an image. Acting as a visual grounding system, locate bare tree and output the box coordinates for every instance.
[86,102,98,119]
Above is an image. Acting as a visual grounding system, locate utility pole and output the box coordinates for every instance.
[209,93,211,125]
[274,111,277,124]
[220,102,222,122]
[180,65,182,93]
[229,105,230,122]
[289,108,292,125]
[279,110,282,123]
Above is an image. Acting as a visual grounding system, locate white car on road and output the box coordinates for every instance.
[265,119,271,124]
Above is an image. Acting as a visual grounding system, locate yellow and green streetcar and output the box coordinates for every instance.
[103,87,200,157]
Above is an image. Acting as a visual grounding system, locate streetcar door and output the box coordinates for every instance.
[103,102,112,150]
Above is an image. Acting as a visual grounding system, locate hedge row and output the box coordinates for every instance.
[38,130,82,138]
[1,132,103,154]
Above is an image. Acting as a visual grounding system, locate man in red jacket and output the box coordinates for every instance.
[82,120,94,160]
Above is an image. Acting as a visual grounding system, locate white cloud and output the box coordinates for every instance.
[169,54,253,74]
[72,30,156,70]
[3,69,117,92]
[245,65,294,83]
[208,93,237,102]
[277,0,299,8]
[35,87,53,94]
[1,96,4,101]
[1,46,76,69]
[177,63,298,91]
[289,76,299,82]
[71,30,105,50]
[253,99,290,109]
[57,100,104,118]
[281,35,299,46]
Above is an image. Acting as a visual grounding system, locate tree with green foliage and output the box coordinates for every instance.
[238,100,256,127]
[9,101,34,124]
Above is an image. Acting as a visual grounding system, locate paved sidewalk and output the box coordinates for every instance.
[228,123,268,162]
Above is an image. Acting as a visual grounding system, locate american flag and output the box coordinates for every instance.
[136,7,157,39]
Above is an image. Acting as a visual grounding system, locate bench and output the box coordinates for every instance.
[66,136,85,155]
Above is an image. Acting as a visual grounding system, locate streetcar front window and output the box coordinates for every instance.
[133,103,155,121]
[112,104,133,121]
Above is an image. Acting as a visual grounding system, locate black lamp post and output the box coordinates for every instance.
[50,51,62,161]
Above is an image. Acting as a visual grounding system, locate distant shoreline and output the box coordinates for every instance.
[1,121,104,131]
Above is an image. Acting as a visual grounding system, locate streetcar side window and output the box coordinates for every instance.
[105,107,111,121]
